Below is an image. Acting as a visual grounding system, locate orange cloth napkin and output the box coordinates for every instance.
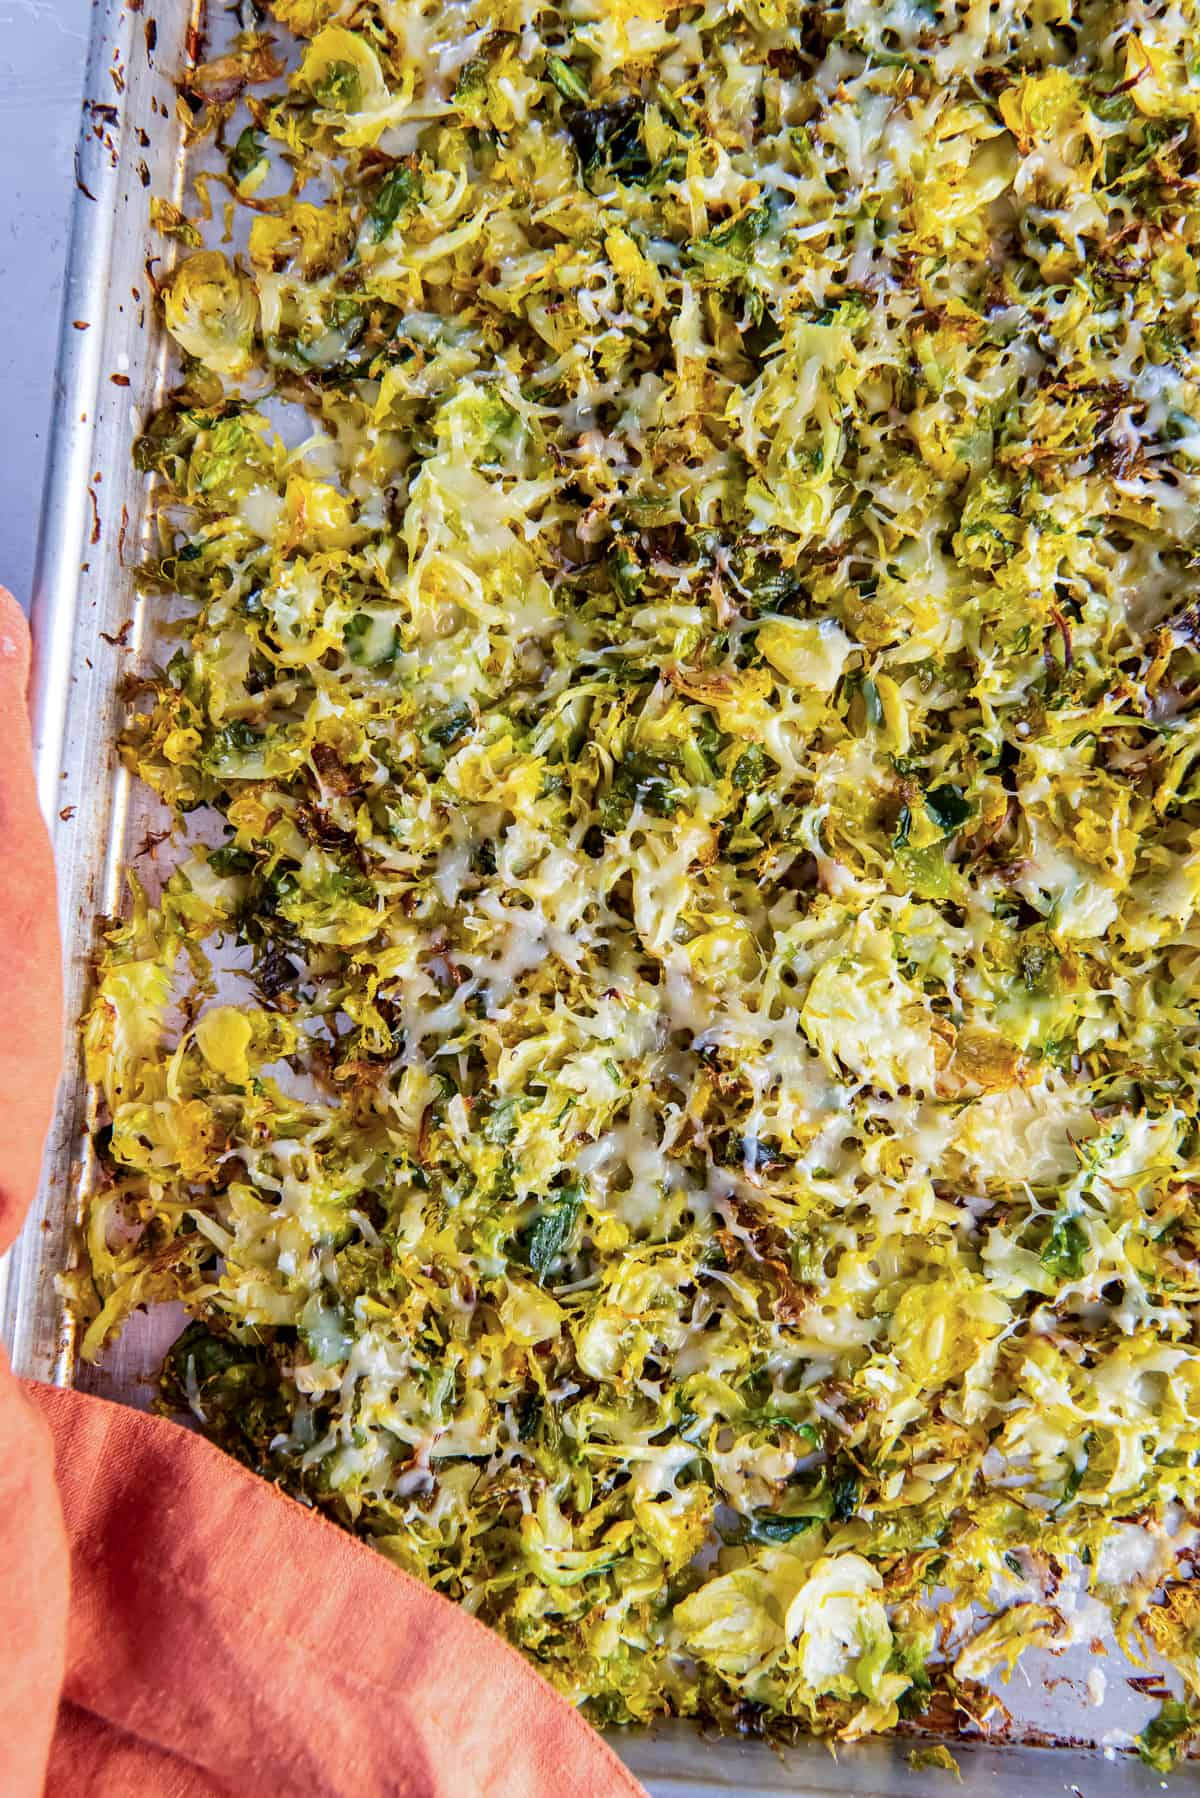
[0,587,649,1798]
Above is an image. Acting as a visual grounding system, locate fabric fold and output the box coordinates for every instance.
[0,585,70,1797]
[30,1382,647,1798]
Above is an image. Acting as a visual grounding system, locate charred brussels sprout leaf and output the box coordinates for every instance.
[564,100,650,186]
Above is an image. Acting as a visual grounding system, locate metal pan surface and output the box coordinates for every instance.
[3,3,1193,1791]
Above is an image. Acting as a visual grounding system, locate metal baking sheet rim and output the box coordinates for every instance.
[2,2,1191,1791]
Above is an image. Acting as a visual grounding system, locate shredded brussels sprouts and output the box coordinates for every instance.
[77,0,1200,1754]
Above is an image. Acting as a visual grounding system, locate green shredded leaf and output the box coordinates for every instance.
[527,1182,583,1284]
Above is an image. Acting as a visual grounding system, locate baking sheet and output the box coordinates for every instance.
[3,1,1194,1790]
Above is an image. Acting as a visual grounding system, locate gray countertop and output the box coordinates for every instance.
[0,0,93,612]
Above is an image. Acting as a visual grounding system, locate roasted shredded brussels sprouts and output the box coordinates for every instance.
[78,0,1200,1757]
